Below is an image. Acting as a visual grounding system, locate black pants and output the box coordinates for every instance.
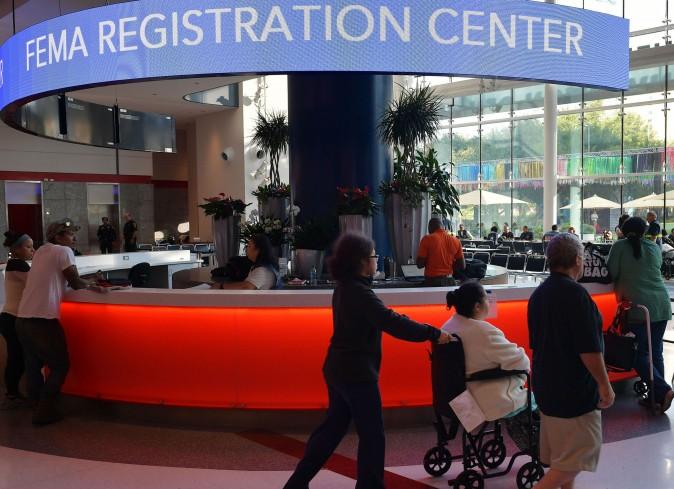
[15,318,70,401]
[99,242,113,254]
[423,276,456,287]
[284,380,385,489]
[0,313,25,396]
[123,241,137,252]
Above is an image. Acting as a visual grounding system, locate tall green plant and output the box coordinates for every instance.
[378,85,442,180]
[416,148,460,217]
[251,111,289,188]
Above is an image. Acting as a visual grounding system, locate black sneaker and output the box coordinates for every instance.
[0,395,33,410]
[32,399,64,426]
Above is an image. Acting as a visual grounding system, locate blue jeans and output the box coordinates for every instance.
[283,380,385,489]
[631,320,671,403]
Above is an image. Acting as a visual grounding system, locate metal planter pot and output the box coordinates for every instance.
[293,249,325,280]
[384,193,431,267]
[338,215,373,240]
[212,216,241,267]
[258,197,290,221]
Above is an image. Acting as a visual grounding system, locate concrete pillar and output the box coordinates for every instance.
[544,84,558,232]
[544,0,558,233]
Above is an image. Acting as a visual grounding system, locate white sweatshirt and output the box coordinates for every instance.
[442,314,530,421]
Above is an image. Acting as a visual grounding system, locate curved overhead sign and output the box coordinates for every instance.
[0,0,629,111]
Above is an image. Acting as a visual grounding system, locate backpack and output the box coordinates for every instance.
[454,258,487,281]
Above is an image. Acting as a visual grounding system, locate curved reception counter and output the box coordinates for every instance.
[60,282,617,410]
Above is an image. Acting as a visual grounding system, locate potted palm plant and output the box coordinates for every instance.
[378,85,459,265]
[240,216,289,261]
[198,194,249,266]
[251,111,290,221]
[336,186,378,239]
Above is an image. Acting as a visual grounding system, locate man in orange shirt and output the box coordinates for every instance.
[416,218,466,287]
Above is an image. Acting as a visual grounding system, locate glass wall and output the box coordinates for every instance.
[446,68,673,239]
[439,1,674,240]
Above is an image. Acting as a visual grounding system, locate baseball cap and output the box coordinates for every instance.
[46,218,80,240]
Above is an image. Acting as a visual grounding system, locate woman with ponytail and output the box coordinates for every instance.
[441,281,531,423]
[608,217,673,413]
[0,231,34,408]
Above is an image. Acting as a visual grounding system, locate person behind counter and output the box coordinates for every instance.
[96,217,117,254]
[122,212,138,252]
[284,233,451,489]
[214,234,280,290]
[0,231,34,409]
[16,219,107,426]
[416,218,465,287]
[607,217,673,413]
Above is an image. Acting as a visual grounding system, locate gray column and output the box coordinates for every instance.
[544,84,558,232]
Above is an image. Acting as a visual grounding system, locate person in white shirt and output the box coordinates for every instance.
[215,234,280,290]
[441,281,530,422]
[0,231,34,408]
[442,281,539,452]
[16,219,106,426]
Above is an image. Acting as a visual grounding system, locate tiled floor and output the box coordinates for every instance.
[0,338,671,489]
[0,286,672,488]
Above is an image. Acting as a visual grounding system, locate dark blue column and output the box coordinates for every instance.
[288,73,392,256]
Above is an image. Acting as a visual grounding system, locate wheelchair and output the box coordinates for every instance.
[423,336,544,489]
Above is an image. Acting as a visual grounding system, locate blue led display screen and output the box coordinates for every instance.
[0,0,629,111]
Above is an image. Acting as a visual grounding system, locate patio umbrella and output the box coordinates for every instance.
[622,193,666,209]
[459,189,529,206]
[560,194,620,210]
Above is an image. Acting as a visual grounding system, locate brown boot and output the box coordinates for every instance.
[32,397,63,426]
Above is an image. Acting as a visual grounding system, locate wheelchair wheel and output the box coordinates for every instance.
[479,439,506,469]
[516,461,544,489]
[423,446,452,476]
[453,469,484,489]
[634,381,649,397]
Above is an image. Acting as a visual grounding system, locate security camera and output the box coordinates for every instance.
[221,147,235,161]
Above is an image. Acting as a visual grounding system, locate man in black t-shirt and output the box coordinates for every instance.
[519,225,534,241]
[528,233,614,489]
[123,213,138,252]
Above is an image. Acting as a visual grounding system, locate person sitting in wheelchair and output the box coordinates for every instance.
[441,281,536,449]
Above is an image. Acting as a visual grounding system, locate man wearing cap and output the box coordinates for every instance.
[16,218,107,426]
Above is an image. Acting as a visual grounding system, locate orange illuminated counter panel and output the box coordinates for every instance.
[60,284,616,409]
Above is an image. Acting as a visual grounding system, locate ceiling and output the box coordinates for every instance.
[69,75,255,127]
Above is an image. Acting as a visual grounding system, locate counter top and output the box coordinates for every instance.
[65,281,613,308]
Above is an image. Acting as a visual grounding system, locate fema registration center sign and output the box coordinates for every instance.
[0,0,629,111]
